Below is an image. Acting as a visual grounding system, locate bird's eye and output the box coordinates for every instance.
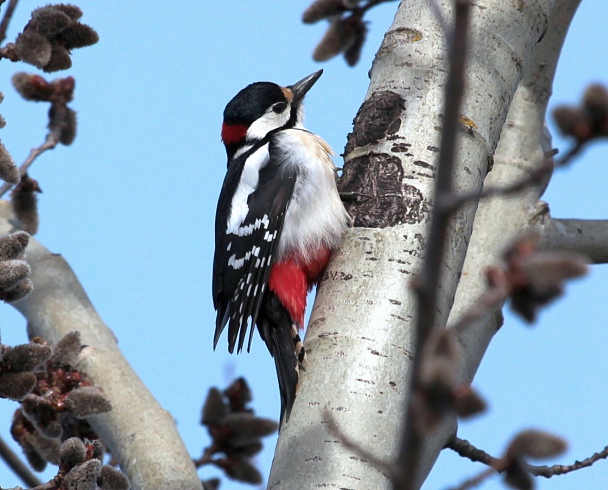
[272,102,287,114]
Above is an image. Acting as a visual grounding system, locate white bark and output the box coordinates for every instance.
[541,218,608,263]
[269,0,557,488]
[0,201,202,490]
[422,0,582,485]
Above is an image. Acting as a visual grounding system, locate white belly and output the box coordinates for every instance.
[273,129,350,263]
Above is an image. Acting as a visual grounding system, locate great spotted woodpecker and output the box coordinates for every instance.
[213,70,349,421]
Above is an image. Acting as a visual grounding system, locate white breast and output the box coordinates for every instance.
[273,129,350,263]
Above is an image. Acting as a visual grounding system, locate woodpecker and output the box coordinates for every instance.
[213,70,349,422]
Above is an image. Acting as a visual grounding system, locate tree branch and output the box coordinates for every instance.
[542,218,608,264]
[0,0,18,46]
[396,2,472,488]
[446,435,608,478]
[0,434,43,488]
[0,130,61,199]
[0,201,203,490]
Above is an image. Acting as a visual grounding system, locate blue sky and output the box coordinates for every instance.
[0,1,606,489]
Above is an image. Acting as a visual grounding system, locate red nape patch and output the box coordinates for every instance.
[221,123,248,144]
[268,248,332,328]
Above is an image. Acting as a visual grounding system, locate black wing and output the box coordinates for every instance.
[213,141,297,354]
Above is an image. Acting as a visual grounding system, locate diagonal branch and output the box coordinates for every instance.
[0,201,203,489]
[0,0,18,46]
[0,434,43,488]
[0,130,61,199]
[395,1,472,489]
[542,218,608,264]
[447,435,608,478]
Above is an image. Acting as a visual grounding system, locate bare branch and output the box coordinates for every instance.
[0,130,60,198]
[0,434,44,488]
[447,435,608,480]
[0,0,18,46]
[442,158,554,213]
[0,201,203,489]
[542,218,608,264]
[396,2,472,489]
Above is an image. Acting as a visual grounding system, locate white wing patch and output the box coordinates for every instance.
[226,144,270,235]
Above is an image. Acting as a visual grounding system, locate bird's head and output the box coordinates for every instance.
[221,70,323,157]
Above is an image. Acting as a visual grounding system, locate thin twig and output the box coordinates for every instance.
[444,467,495,490]
[447,435,608,478]
[0,433,44,487]
[0,130,61,199]
[555,140,585,167]
[0,0,19,45]
[442,158,553,213]
[357,0,399,16]
[527,444,608,477]
[394,2,472,489]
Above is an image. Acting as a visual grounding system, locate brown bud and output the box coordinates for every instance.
[56,23,99,50]
[1,343,52,372]
[60,107,77,145]
[44,44,72,72]
[0,141,19,184]
[451,385,487,419]
[552,106,590,140]
[0,259,31,290]
[0,231,29,260]
[98,465,130,490]
[222,457,263,484]
[313,18,356,62]
[62,459,102,489]
[503,459,533,490]
[224,377,252,412]
[30,7,72,37]
[54,5,84,21]
[343,17,367,66]
[303,0,345,24]
[51,331,82,366]
[11,174,41,235]
[201,387,227,426]
[222,412,278,446]
[507,429,567,460]
[59,437,87,466]
[202,478,221,490]
[65,386,113,417]
[0,278,33,302]
[0,372,36,400]
[582,84,608,129]
[15,31,52,69]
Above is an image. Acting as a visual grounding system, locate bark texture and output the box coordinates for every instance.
[269,0,559,488]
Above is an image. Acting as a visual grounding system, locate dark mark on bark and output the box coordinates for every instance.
[391,142,412,153]
[339,153,429,227]
[344,91,405,154]
[413,160,434,170]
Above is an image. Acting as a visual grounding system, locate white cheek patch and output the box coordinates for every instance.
[226,144,270,234]
[246,105,291,140]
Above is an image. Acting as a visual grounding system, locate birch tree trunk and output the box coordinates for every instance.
[268,0,588,488]
[2,1,604,489]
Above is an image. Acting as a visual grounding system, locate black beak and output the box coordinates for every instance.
[289,70,323,103]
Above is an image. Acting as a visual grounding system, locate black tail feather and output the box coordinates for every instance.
[257,292,299,424]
